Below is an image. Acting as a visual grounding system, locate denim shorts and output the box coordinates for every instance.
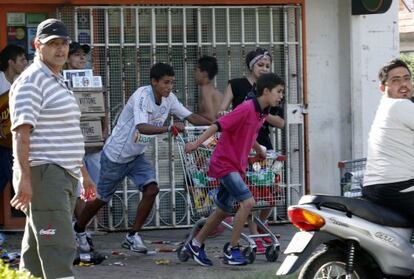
[215,172,253,213]
[76,151,102,197]
[97,151,157,202]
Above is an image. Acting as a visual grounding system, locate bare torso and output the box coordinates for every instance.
[198,84,223,122]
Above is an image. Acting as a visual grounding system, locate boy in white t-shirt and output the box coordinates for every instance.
[74,62,211,253]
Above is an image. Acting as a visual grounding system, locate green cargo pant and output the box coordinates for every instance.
[13,164,78,279]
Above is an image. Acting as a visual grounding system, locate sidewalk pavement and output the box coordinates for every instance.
[2,223,298,279]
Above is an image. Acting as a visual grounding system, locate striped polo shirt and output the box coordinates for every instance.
[9,57,85,178]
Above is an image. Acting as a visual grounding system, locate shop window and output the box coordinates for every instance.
[6,12,49,61]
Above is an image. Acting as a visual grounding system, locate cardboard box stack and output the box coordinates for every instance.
[73,86,106,147]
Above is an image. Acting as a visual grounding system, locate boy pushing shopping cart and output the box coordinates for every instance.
[180,73,285,266]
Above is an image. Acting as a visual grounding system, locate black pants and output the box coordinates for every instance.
[362,178,414,221]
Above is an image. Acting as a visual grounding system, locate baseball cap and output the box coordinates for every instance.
[36,18,70,44]
[69,42,91,55]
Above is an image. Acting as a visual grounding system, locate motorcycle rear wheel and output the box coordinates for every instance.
[298,248,368,279]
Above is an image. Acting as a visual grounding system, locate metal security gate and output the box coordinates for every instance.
[58,4,305,230]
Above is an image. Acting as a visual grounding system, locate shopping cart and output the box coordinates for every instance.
[175,126,286,264]
[338,158,366,197]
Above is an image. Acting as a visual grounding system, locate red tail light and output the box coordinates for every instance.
[288,207,325,231]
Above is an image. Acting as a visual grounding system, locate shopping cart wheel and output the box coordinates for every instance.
[265,245,280,262]
[176,244,190,262]
[223,242,231,253]
[242,246,256,264]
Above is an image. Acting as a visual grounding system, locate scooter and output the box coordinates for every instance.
[276,194,414,279]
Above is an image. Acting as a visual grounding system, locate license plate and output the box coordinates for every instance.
[284,231,314,254]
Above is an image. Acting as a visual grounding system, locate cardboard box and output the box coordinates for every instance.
[80,119,103,142]
[74,91,105,116]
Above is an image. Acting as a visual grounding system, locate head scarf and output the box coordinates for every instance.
[248,50,272,71]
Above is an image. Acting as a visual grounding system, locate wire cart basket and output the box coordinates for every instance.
[338,158,367,197]
[175,126,286,264]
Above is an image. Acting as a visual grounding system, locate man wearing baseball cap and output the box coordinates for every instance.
[67,42,91,70]
[9,18,96,279]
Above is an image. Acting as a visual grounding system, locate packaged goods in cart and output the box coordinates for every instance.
[191,171,208,187]
[202,136,218,149]
[248,185,275,206]
[195,154,209,171]
[246,169,275,186]
[207,188,219,202]
[193,189,216,212]
[194,189,207,209]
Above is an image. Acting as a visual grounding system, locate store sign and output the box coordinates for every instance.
[7,13,25,26]
[26,13,48,26]
[7,26,26,49]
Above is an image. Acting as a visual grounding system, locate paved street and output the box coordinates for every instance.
[3,223,298,279]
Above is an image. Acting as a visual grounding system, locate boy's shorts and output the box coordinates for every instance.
[215,172,253,213]
[97,151,157,202]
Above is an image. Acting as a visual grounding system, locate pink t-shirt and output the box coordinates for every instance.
[208,99,268,178]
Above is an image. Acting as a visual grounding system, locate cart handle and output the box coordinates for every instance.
[184,126,210,131]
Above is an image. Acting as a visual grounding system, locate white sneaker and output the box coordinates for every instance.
[122,232,148,253]
[76,231,92,253]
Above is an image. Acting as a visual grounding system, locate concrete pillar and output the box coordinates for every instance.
[350,0,399,158]
[306,0,399,194]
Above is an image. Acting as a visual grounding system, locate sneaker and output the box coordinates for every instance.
[76,232,92,253]
[85,231,95,250]
[184,241,213,266]
[255,239,266,254]
[223,245,248,266]
[122,232,148,253]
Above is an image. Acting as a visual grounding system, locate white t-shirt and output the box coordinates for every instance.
[0,71,11,95]
[104,85,192,163]
[363,96,414,186]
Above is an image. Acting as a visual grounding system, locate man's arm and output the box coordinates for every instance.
[397,100,414,130]
[10,124,32,211]
[253,141,266,160]
[266,114,285,129]
[137,115,211,135]
[136,123,170,135]
[186,113,212,126]
[80,166,96,201]
[218,83,234,113]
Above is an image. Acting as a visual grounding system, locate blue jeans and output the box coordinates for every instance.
[97,151,157,202]
[215,172,252,213]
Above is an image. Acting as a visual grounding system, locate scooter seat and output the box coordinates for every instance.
[299,194,412,228]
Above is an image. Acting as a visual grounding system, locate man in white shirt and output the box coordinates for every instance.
[74,62,211,253]
[362,58,414,220]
